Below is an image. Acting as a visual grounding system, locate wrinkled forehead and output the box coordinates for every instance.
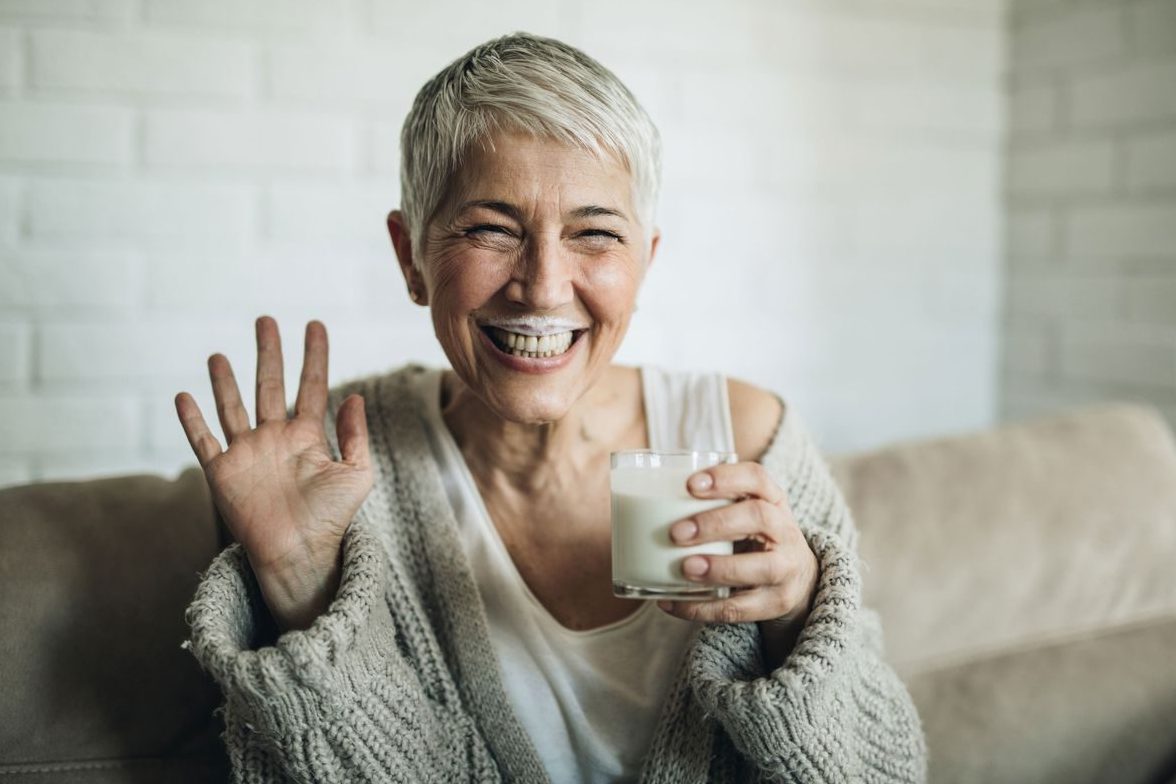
[437,130,639,224]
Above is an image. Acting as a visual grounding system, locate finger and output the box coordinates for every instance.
[294,320,328,423]
[336,394,371,471]
[255,315,287,425]
[670,497,784,546]
[174,392,224,468]
[657,589,776,625]
[687,461,786,505]
[207,353,251,445]
[681,549,790,589]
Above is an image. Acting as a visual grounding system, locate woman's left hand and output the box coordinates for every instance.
[658,461,820,662]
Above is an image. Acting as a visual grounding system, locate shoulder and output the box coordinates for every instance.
[726,376,786,464]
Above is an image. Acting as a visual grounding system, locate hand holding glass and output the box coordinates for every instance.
[611,450,738,601]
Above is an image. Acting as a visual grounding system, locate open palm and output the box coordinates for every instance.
[175,317,372,630]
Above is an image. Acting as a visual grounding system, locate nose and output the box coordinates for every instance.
[505,234,574,311]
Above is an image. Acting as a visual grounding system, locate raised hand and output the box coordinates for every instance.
[175,316,373,632]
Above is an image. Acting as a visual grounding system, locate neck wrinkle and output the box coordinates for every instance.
[438,369,617,497]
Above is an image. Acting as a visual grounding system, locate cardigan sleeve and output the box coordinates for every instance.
[184,519,489,784]
[687,406,927,783]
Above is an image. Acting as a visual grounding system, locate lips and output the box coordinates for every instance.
[477,324,586,373]
[480,325,588,358]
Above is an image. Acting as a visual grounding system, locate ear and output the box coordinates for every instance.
[387,210,428,306]
[646,227,661,272]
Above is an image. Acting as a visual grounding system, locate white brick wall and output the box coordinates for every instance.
[0,395,140,452]
[0,28,22,94]
[0,320,30,384]
[0,175,17,244]
[1002,0,1176,430]
[31,30,255,98]
[1128,129,1176,190]
[0,0,1008,489]
[1070,60,1176,129]
[0,102,133,165]
[143,109,354,172]
[28,178,254,244]
[0,1,136,23]
[0,250,138,309]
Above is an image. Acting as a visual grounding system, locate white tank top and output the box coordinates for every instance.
[412,366,736,783]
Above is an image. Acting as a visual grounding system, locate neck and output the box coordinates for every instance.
[439,368,634,496]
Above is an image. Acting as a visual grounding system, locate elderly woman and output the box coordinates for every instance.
[177,33,925,783]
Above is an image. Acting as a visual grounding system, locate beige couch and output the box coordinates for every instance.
[2,402,1175,783]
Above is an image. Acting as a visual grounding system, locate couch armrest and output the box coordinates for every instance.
[907,615,1176,784]
[827,402,1176,671]
[0,467,229,780]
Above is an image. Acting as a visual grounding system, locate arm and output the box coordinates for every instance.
[686,398,927,783]
[186,519,477,783]
[177,319,480,780]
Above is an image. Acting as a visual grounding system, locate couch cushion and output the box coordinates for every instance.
[0,467,229,780]
[906,615,1176,784]
[828,402,1176,671]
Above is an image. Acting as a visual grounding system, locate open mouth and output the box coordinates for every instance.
[479,325,588,359]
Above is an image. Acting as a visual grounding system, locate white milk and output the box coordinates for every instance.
[610,467,733,593]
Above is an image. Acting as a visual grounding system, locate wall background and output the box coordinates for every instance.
[1002,0,1176,427]
[0,0,1067,488]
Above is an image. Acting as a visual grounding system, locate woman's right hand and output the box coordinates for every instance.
[175,316,373,632]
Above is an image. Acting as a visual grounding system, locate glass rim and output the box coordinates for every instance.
[609,448,737,459]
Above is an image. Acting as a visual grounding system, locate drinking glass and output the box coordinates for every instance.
[611,449,737,601]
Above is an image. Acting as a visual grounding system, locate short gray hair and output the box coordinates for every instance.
[399,32,661,259]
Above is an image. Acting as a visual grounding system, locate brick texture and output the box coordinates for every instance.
[1070,61,1176,129]
[0,321,29,384]
[31,30,254,98]
[0,0,1012,483]
[0,394,140,452]
[1002,0,1176,435]
[0,27,18,93]
[144,109,353,172]
[0,250,138,309]
[0,176,17,245]
[28,178,254,243]
[0,0,135,22]
[0,102,132,164]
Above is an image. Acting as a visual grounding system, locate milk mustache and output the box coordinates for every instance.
[611,462,733,593]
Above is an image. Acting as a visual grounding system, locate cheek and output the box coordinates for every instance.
[582,257,643,315]
[429,250,510,307]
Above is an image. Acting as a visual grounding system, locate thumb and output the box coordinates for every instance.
[336,394,371,470]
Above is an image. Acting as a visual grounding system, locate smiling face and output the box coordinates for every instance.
[389,131,659,425]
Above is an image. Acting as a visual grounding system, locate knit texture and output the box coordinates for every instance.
[185,364,927,783]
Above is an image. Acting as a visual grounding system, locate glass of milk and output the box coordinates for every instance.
[611,449,738,601]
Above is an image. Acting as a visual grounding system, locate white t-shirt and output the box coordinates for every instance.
[412,366,736,783]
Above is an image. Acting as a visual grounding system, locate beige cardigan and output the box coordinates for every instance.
[185,364,926,783]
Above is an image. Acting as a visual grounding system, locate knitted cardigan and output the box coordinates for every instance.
[185,364,927,783]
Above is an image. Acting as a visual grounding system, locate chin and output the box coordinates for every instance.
[486,387,574,426]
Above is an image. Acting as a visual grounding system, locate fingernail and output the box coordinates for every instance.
[670,520,697,543]
[689,472,713,492]
[657,601,674,612]
[682,556,708,578]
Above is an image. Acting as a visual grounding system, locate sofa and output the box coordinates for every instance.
[2,401,1175,783]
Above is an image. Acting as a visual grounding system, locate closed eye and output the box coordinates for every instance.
[576,229,624,243]
[465,224,515,237]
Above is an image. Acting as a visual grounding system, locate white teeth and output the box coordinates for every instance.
[487,326,578,359]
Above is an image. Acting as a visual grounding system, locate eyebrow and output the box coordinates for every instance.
[457,200,629,222]
[458,200,522,222]
[569,205,628,221]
